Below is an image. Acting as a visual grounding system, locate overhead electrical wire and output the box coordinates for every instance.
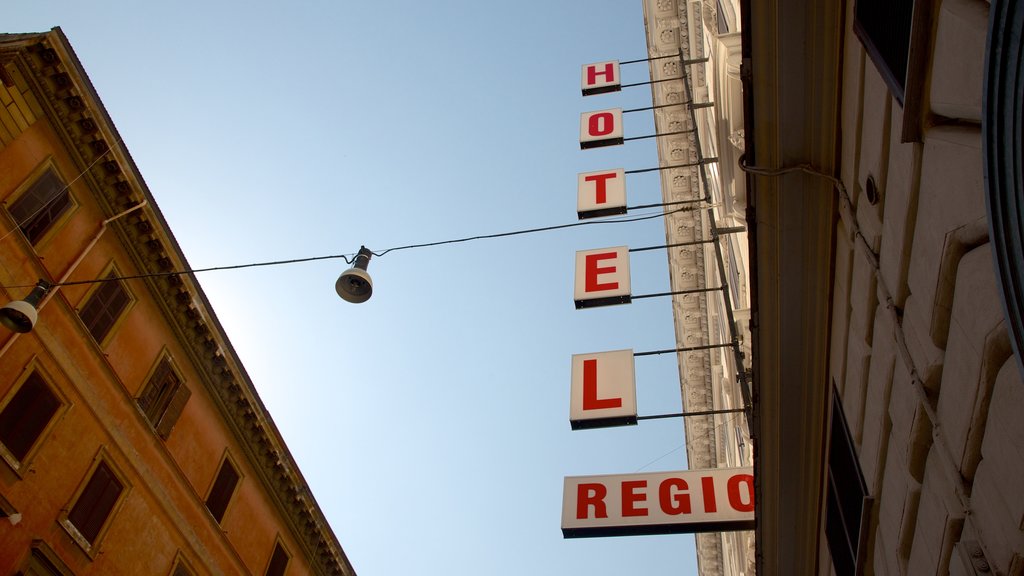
[1,204,701,289]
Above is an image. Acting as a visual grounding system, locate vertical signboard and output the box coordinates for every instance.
[581,60,621,96]
[580,108,624,149]
[562,467,756,537]
[570,349,637,429]
[577,169,627,219]
[574,246,631,309]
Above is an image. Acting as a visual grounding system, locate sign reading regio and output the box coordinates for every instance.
[562,467,755,538]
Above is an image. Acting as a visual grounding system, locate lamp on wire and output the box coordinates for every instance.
[0,280,51,333]
[335,246,373,303]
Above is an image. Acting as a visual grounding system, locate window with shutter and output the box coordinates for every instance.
[18,542,75,576]
[206,457,240,523]
[0,371,60,467]
[65,461,124,546]
[78,272,131,344]
[8,168,72,245]
[137,357,191,439]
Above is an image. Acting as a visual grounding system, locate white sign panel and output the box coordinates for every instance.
[577,169,626,220]
[581,60,621,96]
[562,467,756,538]
[580,108,624,149]
[574,246,631,309]
[570,349,637,429]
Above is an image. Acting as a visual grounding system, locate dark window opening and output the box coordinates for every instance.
[825,388,871,576]
[206,458,239,523]
[0,371,60,463]
[171,561,194,576]
[265,542,290,576]
[853,0,915,102]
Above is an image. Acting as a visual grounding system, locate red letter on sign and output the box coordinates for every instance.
[585,252,619,292]
[576,483,608,519]
[586,62,615,86]
[584,172,617,205]
[621,480,649,517]
[659,478,692,515]
[701,476,718,513]
[588,112,615,137]
[727,474,755,512]
[582,358,623,410]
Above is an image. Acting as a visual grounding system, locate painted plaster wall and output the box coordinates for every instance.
[0,53,317,576]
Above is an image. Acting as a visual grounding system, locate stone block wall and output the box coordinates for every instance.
[828,0,1024,573]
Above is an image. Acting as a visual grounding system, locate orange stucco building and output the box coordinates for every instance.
[0,29,355,575]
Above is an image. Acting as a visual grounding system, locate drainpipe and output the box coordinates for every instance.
[0,200,148,356]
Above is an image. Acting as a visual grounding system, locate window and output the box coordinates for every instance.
[8,168,72,245]
[0,370,61,469]
[170,554,194,576]
[824,387,871,576]
[17,541,76,576]
[137,357,191,439]
[853,0,915,102]
[265,541,290,576]
[206,456,240,523]
[78,271,131,344]
[63,460,125,550]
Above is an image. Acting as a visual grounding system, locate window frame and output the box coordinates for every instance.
[169,552,195,576]
[853,0,915,103]
[0,360,69,475]
[205,451,242,525]
[853,0,936,142]
[136,352,191,439]
[3,159,78,247]
[264,539,291,576]
[824,385,873,576]
[18,540,77,576]
[76,263,135,347]
[59,449,130,557]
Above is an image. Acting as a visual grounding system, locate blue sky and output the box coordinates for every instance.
[9,2,709,574]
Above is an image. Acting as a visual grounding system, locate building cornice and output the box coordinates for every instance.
[0,29,354,576]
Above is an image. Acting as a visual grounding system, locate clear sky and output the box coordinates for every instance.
[8,2,709,574]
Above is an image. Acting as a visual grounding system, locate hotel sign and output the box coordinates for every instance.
[574,246,631,309]
[570,349,636,429]
[577,168,626,219]
[580,108,624,149]
[562,467,755,538]
[581,60,621,96]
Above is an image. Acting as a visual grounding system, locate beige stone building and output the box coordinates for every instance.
[642,0,754,574]
[742,0,1024,575]
[644,0,1024,574]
